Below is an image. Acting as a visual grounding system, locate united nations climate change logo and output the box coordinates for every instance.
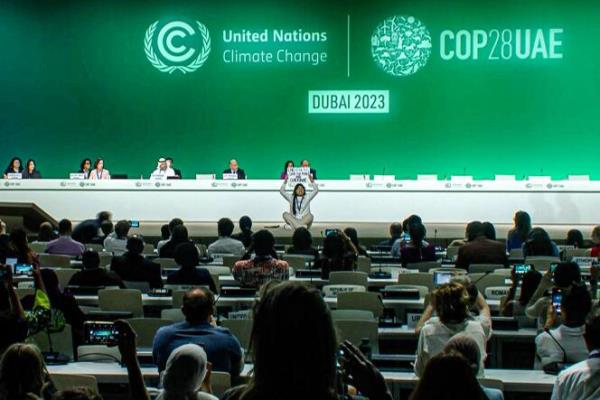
[144,20,211,74]
[371,16,432,77]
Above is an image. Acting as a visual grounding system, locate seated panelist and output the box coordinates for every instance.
[223,159,246,179]
[88,158,110,180]
[151,157,176,179]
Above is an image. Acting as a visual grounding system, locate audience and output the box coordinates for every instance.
[482,221,496,240]
[68,250,125,288]
[523,227,560,258]
[285,227,319,259]
[103,220,130,255]
[377,222,402,249]
[222,281,392,400]
[535,284,592,371]
[71,211,112,244]
[231,215,253,248]
[565,229,585,249]
[157,218,184,252]
[153,288,243,376]
[159,223,170,242]
[91,220,113,246]
[167,242,217,293]
[233,230,289,288]
[51,388,101,400]
[551,304,600,400]
[36,222,57,243]
[344,227,369,257]
[501,269,542,317]
[159,225,197,259]
[400,223,436,267]
[413,282,487,377]
[111,236,163,288]
[0,265,27,354]
[391,215,424,257]
[6,228,38,264]
[455,221,508,270]
[314,230,357,279]
[590,225,600,257]
[45,219,85,257]
[0,343,48,400]
[506,210,532,252]
[207,218,245,257]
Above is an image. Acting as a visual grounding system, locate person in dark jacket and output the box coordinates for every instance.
[68,250,124,288]
[111,236,163,288]
[166,242,217,293]
[455,221,508,271]
[231,216,253,248]
[71,211,112,244]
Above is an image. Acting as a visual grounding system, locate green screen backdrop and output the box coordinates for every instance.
[1,0,599,179]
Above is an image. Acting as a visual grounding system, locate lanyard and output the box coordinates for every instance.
[96,170,103,179]
[296,197,304,214]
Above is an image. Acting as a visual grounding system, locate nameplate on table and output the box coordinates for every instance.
[571,256,596,267]
[6,173,22,180]
[222,173,238,180]
[69,173,86,180]
[406,313,422,329]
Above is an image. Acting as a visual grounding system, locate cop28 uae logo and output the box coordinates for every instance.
[144,20,211,74]
[371,16,432,77]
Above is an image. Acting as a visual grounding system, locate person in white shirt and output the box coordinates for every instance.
[103,220,130,255]
[151,157,176,179]
[536,284,592,370]
[207,218,245,257]
[414,282,487,377]
[552,304,600,400]
[280,177,318,230]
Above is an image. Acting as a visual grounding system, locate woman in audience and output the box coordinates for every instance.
[167,242,217,293]
[3,157,23,178]
[21,159,41,179]
[522,227,559,257]
[233,230,289,288]
[501,269,542,317]
[400,223,436,267]
[413,282,487,377]
[6,228,38,265]
[506,210,532,252]
[0,265,28,354]
[314,230,357,279]
[343,227,369,257]
[0,343,50,400]
[79,158,92,179]
[222,281,392,400]
[565,229,585,248]
[279,160,294,179]
[590,225,600,257]
[160,225,195,258]
[231,216,253,248]
[88,158,110,180]
[286,227,319,259]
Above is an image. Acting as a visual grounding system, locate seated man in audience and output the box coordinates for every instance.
[153,288,244,377]
[231,215,253,248]
[207,218,245,257]
[110,236,163,288]
[413,282,487,377]
[71,211,112,244]
[91,220,113,246]
[376,222,402,249]
[103,219,130,255]
[167,242,217,293]
[455,221,508,271]
[45,219,85,257]
[157,218,184,252]
[535,284,592,371]
[68,250,124,288]
[233,230,289,288]
[552,304,600,400]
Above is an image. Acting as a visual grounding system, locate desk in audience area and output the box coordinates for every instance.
[2,179,599,232]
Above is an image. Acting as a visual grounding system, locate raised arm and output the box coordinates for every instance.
[280,180,291,202]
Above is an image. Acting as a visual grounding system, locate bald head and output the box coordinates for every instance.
[182,288,214,324]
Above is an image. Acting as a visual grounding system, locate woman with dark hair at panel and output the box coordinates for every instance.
[565,229,585,249]
[222,281,392,400]
[501,269,543,317]
[343,227,369,257]
[314,230,357,279]
[21,159,41,179]
[3,157,23,178]
[79,158,92,179]
[506,210,532,252]
[286,227,319,259]
[523,227,560,257]
[279,160,295,179]
[88,158,110,180]
[399,223,436,268]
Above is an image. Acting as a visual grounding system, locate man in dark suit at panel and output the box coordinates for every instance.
[300,159,317,180]
[455,221,508,271]
[223,159,246,180]
[110,236,163,288]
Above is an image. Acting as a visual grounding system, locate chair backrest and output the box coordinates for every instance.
[210,273,221,294]
[30,242,47,253]
[429,267,467,275]
[356,256,372,274]
[484,286,511,300]
[51,374,99,394]
[142,243,155,255]
[328,271,368,287]
[29,324,74,360]
[509,248,524,260]
[525,256,561,272]
[98,253,113,268]
[127,318,173,347]
[397,272,435,291]
[98,288,143,317]
[123,280,150,293]
[469,264,506,274]
[221,319,252,351]
[468,273,510,294]
[161,308,185,322]
[15,287,34,299]
[330,309,375,321]
[445,246,460,259]
[493,268,512,276]
[384,284,429,298]
[54,268,79,289]
[478,378,504,391]
[564,248,591,261]
[211,372,232,398]
[282,254,309,269]
[406,261,441,272]
[172,290,187,308]
[154,258,178,269]
[335,320,379,353]
[39,253,71,268]
[77,345,121,362]
[222,255,240,268]
[206,266,233,276]
[322,284,366,298]
[85,244,104,252]
[337,292,384,317]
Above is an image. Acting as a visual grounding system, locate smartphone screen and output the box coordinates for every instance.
[514,264,532,275]
[14,264,33,276]
[550,263,559,273]
[129,220,140,228]
[84,321,120,345]
[552,289,563,315]
[434,272,452,287]
[325,229,336,237]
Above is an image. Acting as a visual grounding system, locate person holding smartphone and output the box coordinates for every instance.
[501,268,542,317]
[280,176,318,230]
